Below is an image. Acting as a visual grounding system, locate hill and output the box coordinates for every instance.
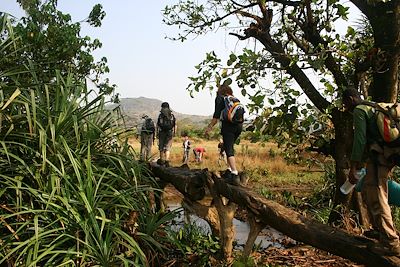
[109,97,211,128]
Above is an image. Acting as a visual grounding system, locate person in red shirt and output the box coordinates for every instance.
[193,147,206,163]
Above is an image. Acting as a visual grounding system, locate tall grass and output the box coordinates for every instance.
[129,137,323,186]
[0,14,174,266]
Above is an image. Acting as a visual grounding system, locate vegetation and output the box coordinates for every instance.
[163,0,400,222]
[2,0,115,95]
[2,0,399,266]
[0,6,178,266]
[166,223,221,266]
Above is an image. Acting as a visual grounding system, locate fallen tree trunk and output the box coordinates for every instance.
[150,163,400,267]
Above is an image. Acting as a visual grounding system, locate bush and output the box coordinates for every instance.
[0,15,174,266]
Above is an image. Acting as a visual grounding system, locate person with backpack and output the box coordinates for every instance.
[139,114,155,161]
[343,88,400,256]
[205,84,245,185]
[156,102,176,167]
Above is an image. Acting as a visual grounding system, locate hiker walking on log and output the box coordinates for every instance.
[156,102,176,167]
[205,84,245,185]
[343,88,400,256]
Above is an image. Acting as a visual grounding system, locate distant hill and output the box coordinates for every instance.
[108,97,211,128]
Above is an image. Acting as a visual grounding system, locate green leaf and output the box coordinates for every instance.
[268,98,275,105]
[223,78,232,86]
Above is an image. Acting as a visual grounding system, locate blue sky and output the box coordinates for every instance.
[3,0,240,115]
[3,1,359,116]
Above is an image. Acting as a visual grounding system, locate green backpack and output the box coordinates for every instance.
[361,101,400,144]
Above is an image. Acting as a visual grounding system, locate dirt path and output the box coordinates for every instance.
[258,246,363,267]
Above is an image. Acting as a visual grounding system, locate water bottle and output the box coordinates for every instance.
[340,168,366,195]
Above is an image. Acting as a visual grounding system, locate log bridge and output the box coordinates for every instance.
[150,163,400,267]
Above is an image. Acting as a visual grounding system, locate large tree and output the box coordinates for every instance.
[163,0,400,222]
[1,0,115,95]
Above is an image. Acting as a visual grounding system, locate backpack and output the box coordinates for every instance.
[142,117,155,133]
[220,95,245,124]
[158,108,175,131]
[361,101,400,144]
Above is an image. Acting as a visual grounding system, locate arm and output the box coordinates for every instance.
[205,94,224,136]
[173,114,177,136]
[205,118,219,136]
[349,108,367,183]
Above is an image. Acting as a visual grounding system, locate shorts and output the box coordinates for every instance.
[221,122,242,157]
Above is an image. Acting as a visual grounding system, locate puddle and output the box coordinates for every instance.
[165,200,296,249]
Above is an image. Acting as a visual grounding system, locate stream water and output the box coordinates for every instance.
[165,200,296,249]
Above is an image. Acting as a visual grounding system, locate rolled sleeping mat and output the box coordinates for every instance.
[355,178,400,207]
[388,180,400,206]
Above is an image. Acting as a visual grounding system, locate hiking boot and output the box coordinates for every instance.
[156,159,165,166]
[164,161,170,167]
[222,169,232,178]
[224,173,241,186]
[364,229,380,240]
[368,243,400,256]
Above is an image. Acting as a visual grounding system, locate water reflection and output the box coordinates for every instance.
[166,200,295,249]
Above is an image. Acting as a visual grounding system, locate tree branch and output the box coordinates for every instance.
[244,26,330,111]
[350,0,372,17]
[230,0,250,8]
[286,30,309,52]
[288,8,348,87]
[237,10,263,24]
[268,0,302,7]
[229,32,250,40]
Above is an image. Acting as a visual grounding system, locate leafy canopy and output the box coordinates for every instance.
[1,0,115,95]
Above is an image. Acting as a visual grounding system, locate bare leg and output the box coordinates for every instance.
[227,156,237,173]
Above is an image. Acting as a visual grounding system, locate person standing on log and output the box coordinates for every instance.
[156,102,176,167]
[205,84,245,185]
[139,114,155,161]
[343,88,400,256]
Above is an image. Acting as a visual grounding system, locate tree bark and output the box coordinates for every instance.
[368,1,400,102]
[351,0,400,102]
[328,109,354,223]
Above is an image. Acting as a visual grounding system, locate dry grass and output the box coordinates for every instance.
[128,136,326,189]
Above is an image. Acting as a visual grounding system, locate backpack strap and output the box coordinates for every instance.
[360,100,391,117]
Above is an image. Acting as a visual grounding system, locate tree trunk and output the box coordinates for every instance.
[328,109,354,223]
[328,109,372,225]
[367,1,400,102]
[150,163,400,266]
